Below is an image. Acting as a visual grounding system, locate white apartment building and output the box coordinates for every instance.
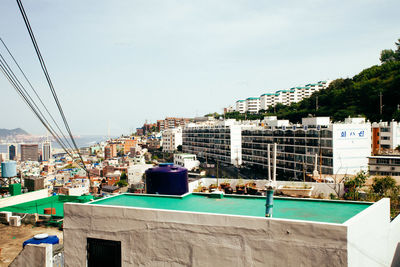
[173,153,200,171]
[182,120,247,166]
[260,93,278,110]
[256,80,332,111]
[245,97,261,113]
[162,128,182,153]
[368,155,400,177]
[372,121,400,154]
[183,117,371,180]
[235,100,245,113]
[242,117,371,179]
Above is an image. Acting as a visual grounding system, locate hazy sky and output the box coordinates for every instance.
[0,0,399,135]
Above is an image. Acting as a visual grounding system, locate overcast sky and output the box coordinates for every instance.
[0,0,399,135]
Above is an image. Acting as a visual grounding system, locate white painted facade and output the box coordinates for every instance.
[162,127,183,153]
[245,97,261,113]
[182,120,249,166]
[127,164,153,185]
[235,100,245,113]
[173,154,200,171]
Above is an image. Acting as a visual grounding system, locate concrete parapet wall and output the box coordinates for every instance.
[189,178,344,198]
[64,203,348,267]
[10,243,52,267]
[0,189,48,208]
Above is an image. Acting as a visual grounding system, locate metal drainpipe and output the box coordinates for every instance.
[265,143,277,217]
[265,188,274,217]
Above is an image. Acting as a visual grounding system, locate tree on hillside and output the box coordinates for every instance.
[380,38,400,63]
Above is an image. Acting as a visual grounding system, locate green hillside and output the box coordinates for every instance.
[217,38,400,123]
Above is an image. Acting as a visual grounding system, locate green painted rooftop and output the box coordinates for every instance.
[90,193,371,224]
[0,195,93,217]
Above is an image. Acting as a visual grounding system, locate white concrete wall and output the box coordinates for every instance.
[64,202,348,267]
[344,198,391,267]
[0,189,48,208]
[332,123,372,175]
[230,125,242,166]
[389,214,400,266]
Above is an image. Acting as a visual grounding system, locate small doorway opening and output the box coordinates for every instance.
[87,238,121,267]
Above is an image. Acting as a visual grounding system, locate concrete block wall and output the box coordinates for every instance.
[64,203,348,267]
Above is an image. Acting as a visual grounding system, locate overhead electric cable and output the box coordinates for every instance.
[0,37,74,151]
[16,0,89,175]
[0,44,74,156]
[0,56,75,159]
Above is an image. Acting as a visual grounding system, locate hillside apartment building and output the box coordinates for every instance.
[234,80,331,114]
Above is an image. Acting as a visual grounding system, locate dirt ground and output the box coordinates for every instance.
[0,223,63,267]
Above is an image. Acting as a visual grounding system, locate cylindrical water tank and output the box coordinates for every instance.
[145,163,188,195]
[1,161,17,178]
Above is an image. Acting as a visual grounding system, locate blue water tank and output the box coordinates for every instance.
[1,161,17,178]
[145,164,188,195]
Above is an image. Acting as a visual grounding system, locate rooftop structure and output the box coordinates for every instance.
[63,193,400,266]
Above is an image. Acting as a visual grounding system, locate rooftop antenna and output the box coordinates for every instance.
[107,121,110,140]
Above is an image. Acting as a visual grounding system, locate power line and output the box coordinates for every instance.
[0,37,75,152]
[0,39,75,155]
[0,55,75,159]
[16,0,88,175]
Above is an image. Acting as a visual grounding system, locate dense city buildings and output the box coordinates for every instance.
[20,144,39,162]
[104,144,117,159]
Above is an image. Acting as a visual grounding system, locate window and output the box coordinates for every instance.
[87,238,121,267]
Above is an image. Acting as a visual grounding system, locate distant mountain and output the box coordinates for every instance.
[0,128,29,137]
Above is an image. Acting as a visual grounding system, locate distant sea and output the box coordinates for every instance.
[0,135,110,153]
[52,135,109,149]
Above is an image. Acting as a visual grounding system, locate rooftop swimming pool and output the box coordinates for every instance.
[90,193,372,224]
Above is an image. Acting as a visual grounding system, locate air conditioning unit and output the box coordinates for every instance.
[376,166,380,170]
[0,211,12,223]
[9,215,21,227]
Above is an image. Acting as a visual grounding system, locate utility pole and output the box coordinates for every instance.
[380,91,383,116]
[316,96,319,111]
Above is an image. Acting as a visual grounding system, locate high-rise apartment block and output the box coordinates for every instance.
[9,145,16,161]
[20,144,39,162]
[42,141,51,161]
